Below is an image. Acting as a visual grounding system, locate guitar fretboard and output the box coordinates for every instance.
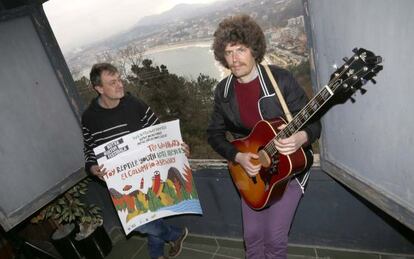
[263,85,335,157]
[276,84,335,140]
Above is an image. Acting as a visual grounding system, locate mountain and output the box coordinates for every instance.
[82,1,223,51]
[137,3,212,26]
[134,0,247,27]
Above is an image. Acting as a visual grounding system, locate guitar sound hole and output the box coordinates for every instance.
[258,148,271,168]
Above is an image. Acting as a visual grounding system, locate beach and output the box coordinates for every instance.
[144,39,213,55]
[143,39,227,80]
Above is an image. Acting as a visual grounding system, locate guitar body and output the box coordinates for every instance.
[229,118,308,210]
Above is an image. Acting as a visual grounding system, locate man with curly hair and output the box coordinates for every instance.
[207,15,321,258]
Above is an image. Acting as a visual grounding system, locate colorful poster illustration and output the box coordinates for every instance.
[94,120,202,235]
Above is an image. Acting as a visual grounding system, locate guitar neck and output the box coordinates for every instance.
[265,47,383,154]
[276,84,336,140]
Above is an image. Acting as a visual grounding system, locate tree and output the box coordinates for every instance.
[128,59,220,158]
[96,44,145,80]
[287,60,313,98]
[74,76,95,106]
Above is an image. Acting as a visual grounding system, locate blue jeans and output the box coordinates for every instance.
[135,219,182,259]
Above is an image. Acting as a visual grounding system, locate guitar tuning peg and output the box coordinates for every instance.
[360,88,367,95]
[371,79,377,84]
[361,78,367,85]
[349,96,356,103]
[352,48,359,53]
[342,57,349,62]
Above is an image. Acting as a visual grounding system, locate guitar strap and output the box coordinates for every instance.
[263,64,293,122]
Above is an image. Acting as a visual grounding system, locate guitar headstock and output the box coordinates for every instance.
[329,48,383,98]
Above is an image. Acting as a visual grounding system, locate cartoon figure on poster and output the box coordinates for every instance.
[94,120,202,234]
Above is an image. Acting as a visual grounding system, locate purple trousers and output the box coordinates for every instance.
[241,179,303,259]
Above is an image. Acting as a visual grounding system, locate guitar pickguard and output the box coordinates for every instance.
[261,154,280,191]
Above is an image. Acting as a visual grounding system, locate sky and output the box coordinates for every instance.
[43,0,220,53]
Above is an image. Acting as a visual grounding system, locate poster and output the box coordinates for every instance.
[94,120,202,234]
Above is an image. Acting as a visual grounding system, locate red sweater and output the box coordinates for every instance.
[235,77,261,129]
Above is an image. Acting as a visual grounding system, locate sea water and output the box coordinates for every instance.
[145,45,223,81]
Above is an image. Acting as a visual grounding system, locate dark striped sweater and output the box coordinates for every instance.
[81,93,159,173]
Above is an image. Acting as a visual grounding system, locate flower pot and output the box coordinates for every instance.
[76,224,112,259]
[50,224,82,259]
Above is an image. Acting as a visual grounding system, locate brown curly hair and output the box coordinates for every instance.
[212,14,266,68]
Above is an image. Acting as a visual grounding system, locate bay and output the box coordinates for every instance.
[144,45,223,81]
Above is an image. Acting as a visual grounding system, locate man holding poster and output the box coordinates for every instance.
[81,63,195,259]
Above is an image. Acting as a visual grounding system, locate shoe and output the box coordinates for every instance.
[168,227,188,258]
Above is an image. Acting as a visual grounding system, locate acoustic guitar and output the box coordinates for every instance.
[229,48,383,210]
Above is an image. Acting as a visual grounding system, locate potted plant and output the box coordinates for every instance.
[31,177,112,259]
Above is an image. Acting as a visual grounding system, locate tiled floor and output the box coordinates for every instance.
[105,228,414,259]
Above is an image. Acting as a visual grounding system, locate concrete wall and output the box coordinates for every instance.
[0,5,84,231]
[303,0,414,230]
